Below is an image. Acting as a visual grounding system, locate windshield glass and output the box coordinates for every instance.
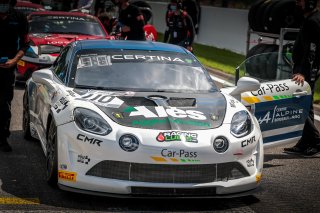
[29,15,106,36]
[73,50,218,93]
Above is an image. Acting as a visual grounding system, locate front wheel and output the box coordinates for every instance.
[46,119,58,186]
[22,91,32,140]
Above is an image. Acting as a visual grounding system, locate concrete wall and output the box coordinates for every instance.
[148,2,249,55]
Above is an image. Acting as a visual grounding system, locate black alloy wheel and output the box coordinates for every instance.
[23,91,32,140]
[46,120,58,186]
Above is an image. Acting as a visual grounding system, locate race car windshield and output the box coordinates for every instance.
[73,50,218,93]
[29,16,106,37]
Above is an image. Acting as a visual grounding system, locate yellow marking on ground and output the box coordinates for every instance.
[0,197,40,205]
[263,96,273,101]
[151,156,167,162]
[242,96,261,104]
[170,158,179,162]
[256,173,262,183]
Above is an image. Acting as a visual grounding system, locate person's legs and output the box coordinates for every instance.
[0,69,15,152]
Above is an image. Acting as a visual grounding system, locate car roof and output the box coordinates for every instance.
[77,40,188,53]
[16,1,44,9]
[29,11,97,19]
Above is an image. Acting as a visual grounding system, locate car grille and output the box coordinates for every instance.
[131,187,217,196]
[86,161,249,184]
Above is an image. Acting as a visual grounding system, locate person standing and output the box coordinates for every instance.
[112,0,146,41]
[0,0,29,152]
[77,0,93,10]
[284,0,320,156]
[163,0,195,52]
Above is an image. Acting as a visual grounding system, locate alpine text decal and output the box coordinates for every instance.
[258,106,303,124]
[156,131,198,143]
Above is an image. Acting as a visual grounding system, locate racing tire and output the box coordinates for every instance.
[267,0,303,35]
[248,0,267,31]
[46,119,58,186]
[22,91,32,140]
[131,1,152,23]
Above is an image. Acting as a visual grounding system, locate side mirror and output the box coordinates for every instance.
[229,77,260,100]
[32,69,54,87]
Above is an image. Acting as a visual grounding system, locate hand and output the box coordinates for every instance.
[0,59,18,69]
[121,25,130,33]
[187,46,193,52]
[292,73,305,86]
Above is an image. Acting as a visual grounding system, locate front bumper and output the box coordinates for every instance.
[56,121,263,197]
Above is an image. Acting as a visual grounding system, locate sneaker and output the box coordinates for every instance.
[283,146,305,154]
[0,139,12,152]
[303,147,320,157]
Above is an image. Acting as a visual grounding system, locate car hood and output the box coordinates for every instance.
[29,33,106,47]
[74,90,227,130]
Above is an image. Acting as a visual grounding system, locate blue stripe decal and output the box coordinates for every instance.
[263,130,303,143]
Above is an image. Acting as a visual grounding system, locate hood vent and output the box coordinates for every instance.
[168,98,196,107]
[121,97,157,106]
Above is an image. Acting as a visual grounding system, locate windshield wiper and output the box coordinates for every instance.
[75,85,127,91]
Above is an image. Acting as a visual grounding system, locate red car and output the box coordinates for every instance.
[15,0,45,15]
[16,11,109,80]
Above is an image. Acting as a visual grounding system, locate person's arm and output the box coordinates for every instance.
[292,20,313,86]
[0,13,29,69]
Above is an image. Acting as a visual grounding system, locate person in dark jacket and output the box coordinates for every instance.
[112,0,146,41]
[0,0,29,152]
[284,0,320,156]
[163,0,195,52]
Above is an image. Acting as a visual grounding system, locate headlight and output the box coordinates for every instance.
[74,108,112,135]
[119,134,139,152]
[39,45,62,54]
[230,110,252,138]
[24,47,38,58]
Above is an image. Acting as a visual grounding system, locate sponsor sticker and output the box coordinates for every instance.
[241,136,256,148]
[58,171,77,182]
[161,149,198,158]
[246,158,255,167]
[156,131,198,143]
[77,154,90,164]
[77,134,103,146]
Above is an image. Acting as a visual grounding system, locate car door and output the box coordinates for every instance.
[223,52,312,147]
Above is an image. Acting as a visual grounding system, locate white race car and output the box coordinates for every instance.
[23,40,311,197]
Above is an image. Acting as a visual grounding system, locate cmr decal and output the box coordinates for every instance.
[58,171,77,182]
[77,134,103,146]
[128,106,206,120]
[161,149,198,158]
[157,131,198,143]
[241,136,256,147]
[251,83,289,96]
